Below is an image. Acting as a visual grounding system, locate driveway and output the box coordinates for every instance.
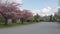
[0,22,60,34]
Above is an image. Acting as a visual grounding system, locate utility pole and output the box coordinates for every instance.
[59,0,60,6]
[58,0,60,15]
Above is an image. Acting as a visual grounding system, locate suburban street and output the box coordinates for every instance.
[0,22,60,34]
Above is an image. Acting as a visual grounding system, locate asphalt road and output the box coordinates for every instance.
[0,22,60,34]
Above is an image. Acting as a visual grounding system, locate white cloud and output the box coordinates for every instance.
[41,7,52,15]
[0,0,23,4]
[31,6,56,16]
[55,6,60,15]
[55,6,60,12]
[14,0,23,4]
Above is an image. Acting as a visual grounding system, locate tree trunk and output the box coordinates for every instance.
[50,17,52,22]
[12,19,16,23]
[4,18,8,25]
[20,18,24,24]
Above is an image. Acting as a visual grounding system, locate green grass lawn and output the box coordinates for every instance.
[0,23,21,28]
[57,22,60,24]
[0,22,35,28]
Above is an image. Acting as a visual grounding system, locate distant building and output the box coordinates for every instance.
[54,0,60,21]
[43,16,50,22]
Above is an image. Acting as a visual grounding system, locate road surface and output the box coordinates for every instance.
[0,22,60,34]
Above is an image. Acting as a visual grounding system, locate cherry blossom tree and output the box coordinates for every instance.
[0,0,33,25]
[0,2,21,25]
[20,9,33,24]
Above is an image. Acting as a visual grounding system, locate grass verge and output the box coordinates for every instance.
[0,22,35,28]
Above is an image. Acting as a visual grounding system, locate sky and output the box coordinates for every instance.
[1,0,58,16]
[21,0,58,16]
